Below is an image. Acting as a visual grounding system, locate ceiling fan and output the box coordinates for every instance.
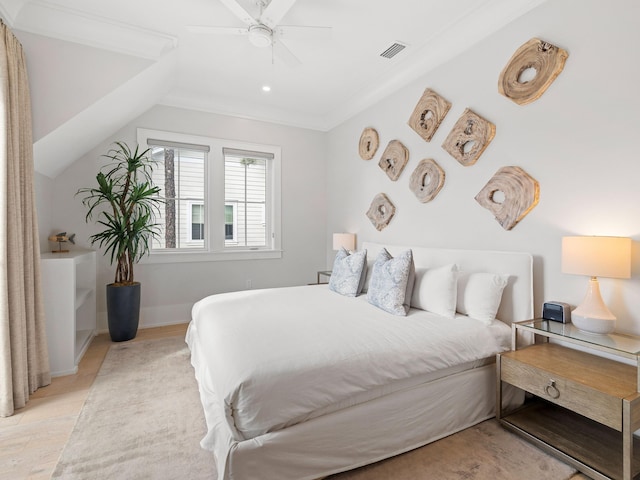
[187,0,331,67]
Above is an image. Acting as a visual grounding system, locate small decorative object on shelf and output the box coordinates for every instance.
[498,37,568,106]
[48,231,76,253]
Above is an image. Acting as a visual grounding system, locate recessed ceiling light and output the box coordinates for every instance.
[262,85,271,92]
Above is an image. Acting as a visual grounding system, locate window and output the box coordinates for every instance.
[224,149,270,248]
[224,203,236,241]
[137,128,281,263]
[190,202,205,241]
[147,142,207,250]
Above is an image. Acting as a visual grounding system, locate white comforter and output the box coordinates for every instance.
[187,285,511,443]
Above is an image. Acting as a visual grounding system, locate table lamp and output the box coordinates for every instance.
[333,233,356,253]
[561,236,631,334]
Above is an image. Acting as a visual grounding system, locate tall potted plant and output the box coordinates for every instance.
[78,141,162,342]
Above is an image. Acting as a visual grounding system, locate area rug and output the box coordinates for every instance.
[53,335,578,480]
[52,336,215,479]
[329,418,578,480]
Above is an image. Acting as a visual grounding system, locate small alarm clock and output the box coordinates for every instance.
[542,301,572,323]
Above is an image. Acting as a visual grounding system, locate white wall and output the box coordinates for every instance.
[16,30,151,142]
[326,0,640,334]
[34,171,53,253]
[48,105,327,331]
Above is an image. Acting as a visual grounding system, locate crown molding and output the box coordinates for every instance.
[14,0,176,59]
[0,0,28,25]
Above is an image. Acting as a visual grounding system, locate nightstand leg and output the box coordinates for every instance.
[623,395,640,480]
[496,354,503,420]
[623,399,631,480]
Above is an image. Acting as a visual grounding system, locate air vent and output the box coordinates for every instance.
[380,42,407,59]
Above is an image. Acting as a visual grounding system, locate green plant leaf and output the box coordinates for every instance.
[77,141,164,284]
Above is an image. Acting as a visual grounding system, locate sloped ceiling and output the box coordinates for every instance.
[0,0,549,178]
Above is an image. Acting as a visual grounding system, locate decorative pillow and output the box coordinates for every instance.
[329,248,367,297]
[367,248,415,316]
[411,264,459,318]
[456,272,509,324]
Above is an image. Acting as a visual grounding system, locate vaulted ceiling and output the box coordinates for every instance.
[0,0,548,177]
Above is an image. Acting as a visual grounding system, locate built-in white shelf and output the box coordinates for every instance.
[41,249,97,376]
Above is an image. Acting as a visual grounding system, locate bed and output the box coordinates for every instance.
[186,242,533,479]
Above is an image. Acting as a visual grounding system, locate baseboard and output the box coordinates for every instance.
[96,303,193,333]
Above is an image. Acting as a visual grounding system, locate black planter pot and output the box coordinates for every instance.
[106,282,141,342]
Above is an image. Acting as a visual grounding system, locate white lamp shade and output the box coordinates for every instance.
[561,235,631,334]
[561,236,631,279]
[333,233,356,251]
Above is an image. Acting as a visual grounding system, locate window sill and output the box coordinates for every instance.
[141,249,283,264]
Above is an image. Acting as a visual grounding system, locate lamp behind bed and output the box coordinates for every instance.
[333,233,356,253]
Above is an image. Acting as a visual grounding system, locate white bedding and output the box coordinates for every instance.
[187,284,512,443]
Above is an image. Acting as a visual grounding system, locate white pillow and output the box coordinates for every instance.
[411,264,459,318]
[328,248,367,297]
[367,248,415,316]
[456,272,509,324]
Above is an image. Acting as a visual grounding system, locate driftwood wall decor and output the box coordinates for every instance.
[407,88,451,143]
[442,108,495,167]
[475,166,539,230]
[409,159,445,203]
[498,38,568,106]
[378,140,409,181]
[366,193,396,231]
[359,127,380,160]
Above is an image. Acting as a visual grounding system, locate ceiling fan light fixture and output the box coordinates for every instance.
[248,24,273,48]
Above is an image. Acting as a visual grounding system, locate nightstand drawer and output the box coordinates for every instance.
[501,354,622,430]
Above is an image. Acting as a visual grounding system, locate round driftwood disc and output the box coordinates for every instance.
[441,108,495,167]
[498,38,568,106]
[358,127,380,160]
[407,88,451,143]
[366,193,396,231]
[378,140,409,181]
[475,166,540,230]
[409,159,445,203]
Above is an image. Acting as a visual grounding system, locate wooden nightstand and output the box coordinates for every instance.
[497,319,640,480]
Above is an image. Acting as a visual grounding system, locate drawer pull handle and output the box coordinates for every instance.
[544,380,560,399]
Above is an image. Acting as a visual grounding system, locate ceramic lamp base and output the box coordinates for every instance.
[571,315,615,334]
[571,277,616,334]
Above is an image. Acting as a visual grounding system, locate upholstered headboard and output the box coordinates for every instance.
[361,242,534,325]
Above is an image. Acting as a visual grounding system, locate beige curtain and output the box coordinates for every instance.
[0,20,50,417]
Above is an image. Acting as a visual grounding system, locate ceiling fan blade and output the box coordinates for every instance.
[218,0,258,26]
[273,40,301,67]
[261,0,297,29]
[276,25,332,42]
[186,25,248,35]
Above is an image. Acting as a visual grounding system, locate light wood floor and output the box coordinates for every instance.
[0,323,188,480]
